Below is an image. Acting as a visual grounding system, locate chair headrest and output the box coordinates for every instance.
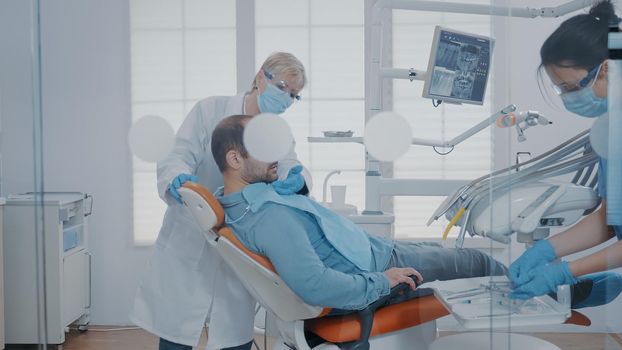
[179,182,225,231]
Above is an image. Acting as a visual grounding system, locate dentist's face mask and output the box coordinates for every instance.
[555,64,608,118]
[257,70,301,114]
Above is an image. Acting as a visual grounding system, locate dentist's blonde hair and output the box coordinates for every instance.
[251,52,307,90]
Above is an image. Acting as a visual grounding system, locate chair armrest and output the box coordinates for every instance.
[340,276,423,350]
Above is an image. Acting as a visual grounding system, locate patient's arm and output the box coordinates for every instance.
[249,206,390,310]
[384,267,422,290]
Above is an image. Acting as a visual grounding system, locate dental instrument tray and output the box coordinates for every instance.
[429,276,571,329]
[323,130,354,137]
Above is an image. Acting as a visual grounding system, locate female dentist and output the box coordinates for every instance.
[131,52,312,350]
[509,0,622,304]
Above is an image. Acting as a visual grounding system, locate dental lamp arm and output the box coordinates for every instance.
[373,0,589,19]
[409,104,518,148]
[548,202,615,258]
[409,106,552,148]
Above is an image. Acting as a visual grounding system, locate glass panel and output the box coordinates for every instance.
[394,196,456,238]
[310,27,364,99]
[185,0,235,28]
[132,101,185,130]
[309,100,365,137]
[7,0,620,348]
[255,0,309,26]
[255,27,310,73]
[392,2,493,241]
[1,0,51,346]
[310,0,363,25]
[130,0,183,29]
[131,30,184,101]
[130,0,237,247]
[185,28,237,100]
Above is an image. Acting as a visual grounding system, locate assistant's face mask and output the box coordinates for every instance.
[561,86,608,118]
[257,70,295,114]
[560,65,608,118]
[257,82,293,114]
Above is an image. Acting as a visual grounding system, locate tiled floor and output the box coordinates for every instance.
[4,328,622,350]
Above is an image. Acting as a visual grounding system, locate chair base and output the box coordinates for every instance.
[274,319,438,350]
[429,332,560,350]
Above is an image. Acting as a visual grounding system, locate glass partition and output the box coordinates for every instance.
[1,0,620,349]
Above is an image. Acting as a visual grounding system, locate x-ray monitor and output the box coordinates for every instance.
[422,26,494,105]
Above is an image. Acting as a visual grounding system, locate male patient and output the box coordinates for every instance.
[211,114,506,310]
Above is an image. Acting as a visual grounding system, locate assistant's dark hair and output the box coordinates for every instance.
[540,0,619,70]
[211,115,252,173]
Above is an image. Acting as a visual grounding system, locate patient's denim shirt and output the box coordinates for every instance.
[216,187,394,310]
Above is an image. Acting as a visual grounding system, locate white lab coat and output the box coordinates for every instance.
[131,92,311,348]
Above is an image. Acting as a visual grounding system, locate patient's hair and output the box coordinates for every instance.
[211,115,253,173]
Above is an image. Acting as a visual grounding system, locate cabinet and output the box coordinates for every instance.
[3,193,91,345]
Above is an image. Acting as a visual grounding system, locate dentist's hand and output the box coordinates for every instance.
[272,165,305,195]
[509,239,557,285]
[168,173,199,203]
[384,267,423,291]
[511,262,576,300]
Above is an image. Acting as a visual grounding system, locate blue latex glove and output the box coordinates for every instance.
[511,262,577,300]
[168,173,199,203]
[509,240,557,286]
[272,165,305,195]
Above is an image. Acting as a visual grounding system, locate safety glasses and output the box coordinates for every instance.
[264,70,302,101]
[551,64,602,95]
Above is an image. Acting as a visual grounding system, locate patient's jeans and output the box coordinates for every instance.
[159,338,253,350]
[159,338,191,350]
[386,241,507,282]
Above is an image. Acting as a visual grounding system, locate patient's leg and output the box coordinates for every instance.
[386,241,507,282]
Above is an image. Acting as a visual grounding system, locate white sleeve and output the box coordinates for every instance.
[277,139,313,191]
[156,101,210,205]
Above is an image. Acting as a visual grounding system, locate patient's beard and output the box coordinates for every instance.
[240,165,278,185]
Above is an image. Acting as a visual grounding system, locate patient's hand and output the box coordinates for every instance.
[384,267,423,290]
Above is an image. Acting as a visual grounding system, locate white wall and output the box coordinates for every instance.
[0,0,37,195]
[0,0,152,325]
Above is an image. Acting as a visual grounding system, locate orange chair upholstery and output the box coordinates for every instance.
[306,295,449,343]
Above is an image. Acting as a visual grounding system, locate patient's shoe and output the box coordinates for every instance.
[570,272,622,309]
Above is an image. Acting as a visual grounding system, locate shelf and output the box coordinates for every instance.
[307,136,364,144]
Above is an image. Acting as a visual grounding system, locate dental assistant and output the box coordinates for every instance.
[510,1,622,302]
[131,52,312,350]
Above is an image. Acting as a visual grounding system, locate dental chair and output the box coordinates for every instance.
[178,182,450,350]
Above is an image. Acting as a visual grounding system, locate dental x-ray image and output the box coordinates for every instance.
[424,27,493,105]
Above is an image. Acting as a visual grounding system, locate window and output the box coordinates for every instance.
[392,5,493,239]
[130,0,236,244]
[255,0,367,208]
